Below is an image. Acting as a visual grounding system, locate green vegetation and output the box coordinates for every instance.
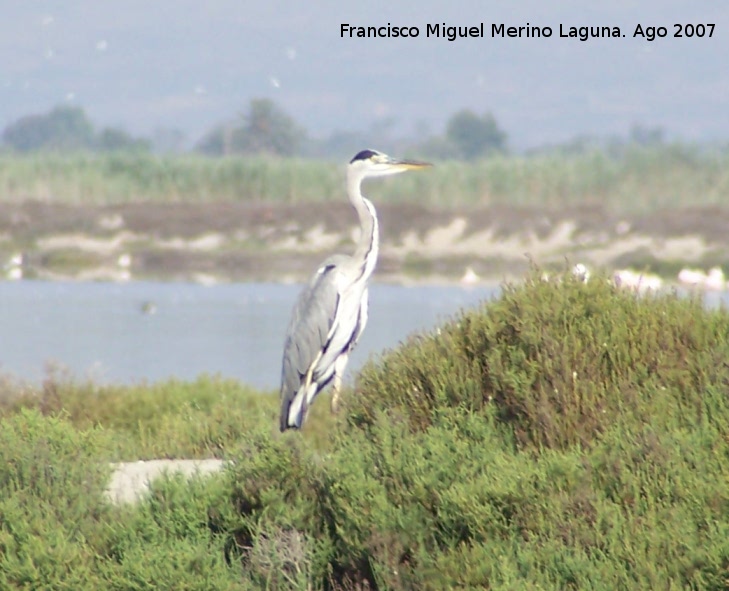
[2,105,150,153]
[0,152,340,204]
[1,100,506,160]
[443,109,507,159]
[197,98,306,157]
[1,144,728,211]
[1,274,729,588]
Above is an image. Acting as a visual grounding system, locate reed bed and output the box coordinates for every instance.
[0,145,727,212]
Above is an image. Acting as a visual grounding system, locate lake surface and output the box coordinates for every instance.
[2,281,727,391]
[0,281,499,390]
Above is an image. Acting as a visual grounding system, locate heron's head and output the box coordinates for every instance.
[348,149,431,180]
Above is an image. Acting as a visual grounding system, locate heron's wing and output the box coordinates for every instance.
[350,287,369,351]
[285,261,342,375]
[280,258,346,428]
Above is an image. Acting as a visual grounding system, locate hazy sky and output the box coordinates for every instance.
[1,1,727,149]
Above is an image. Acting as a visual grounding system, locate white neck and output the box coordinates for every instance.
[346,168,379,282]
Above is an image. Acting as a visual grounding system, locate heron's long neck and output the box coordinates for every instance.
[347,173,379,282]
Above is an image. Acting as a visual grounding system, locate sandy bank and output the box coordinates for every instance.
[2,201,728,284]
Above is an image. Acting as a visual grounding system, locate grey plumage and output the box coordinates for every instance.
[279,150,431,431]
[279,255,366,430]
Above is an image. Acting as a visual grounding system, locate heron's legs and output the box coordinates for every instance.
[330,354,350,414]
[331,375,342,414]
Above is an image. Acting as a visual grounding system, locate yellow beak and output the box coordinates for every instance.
[386,157,433,171]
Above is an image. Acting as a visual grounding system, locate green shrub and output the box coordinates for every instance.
[0,410,111,588]
[224,272,729,589]
[348,272,729,449]
[0,374,281,460]
[95,474,244,590]
[2,274,729,588]
[0,410,254,589]
[222,427,332,589]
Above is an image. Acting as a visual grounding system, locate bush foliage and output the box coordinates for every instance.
[349,273,729,449]
[2,273,729,589]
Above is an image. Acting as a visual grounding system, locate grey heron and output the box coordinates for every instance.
[279,149,431,431]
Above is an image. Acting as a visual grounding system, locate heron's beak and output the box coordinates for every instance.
[385,157,433,171]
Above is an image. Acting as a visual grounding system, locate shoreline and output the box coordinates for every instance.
[2,201,728,286]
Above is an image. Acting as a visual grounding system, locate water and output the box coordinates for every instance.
[0,281,499,390]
